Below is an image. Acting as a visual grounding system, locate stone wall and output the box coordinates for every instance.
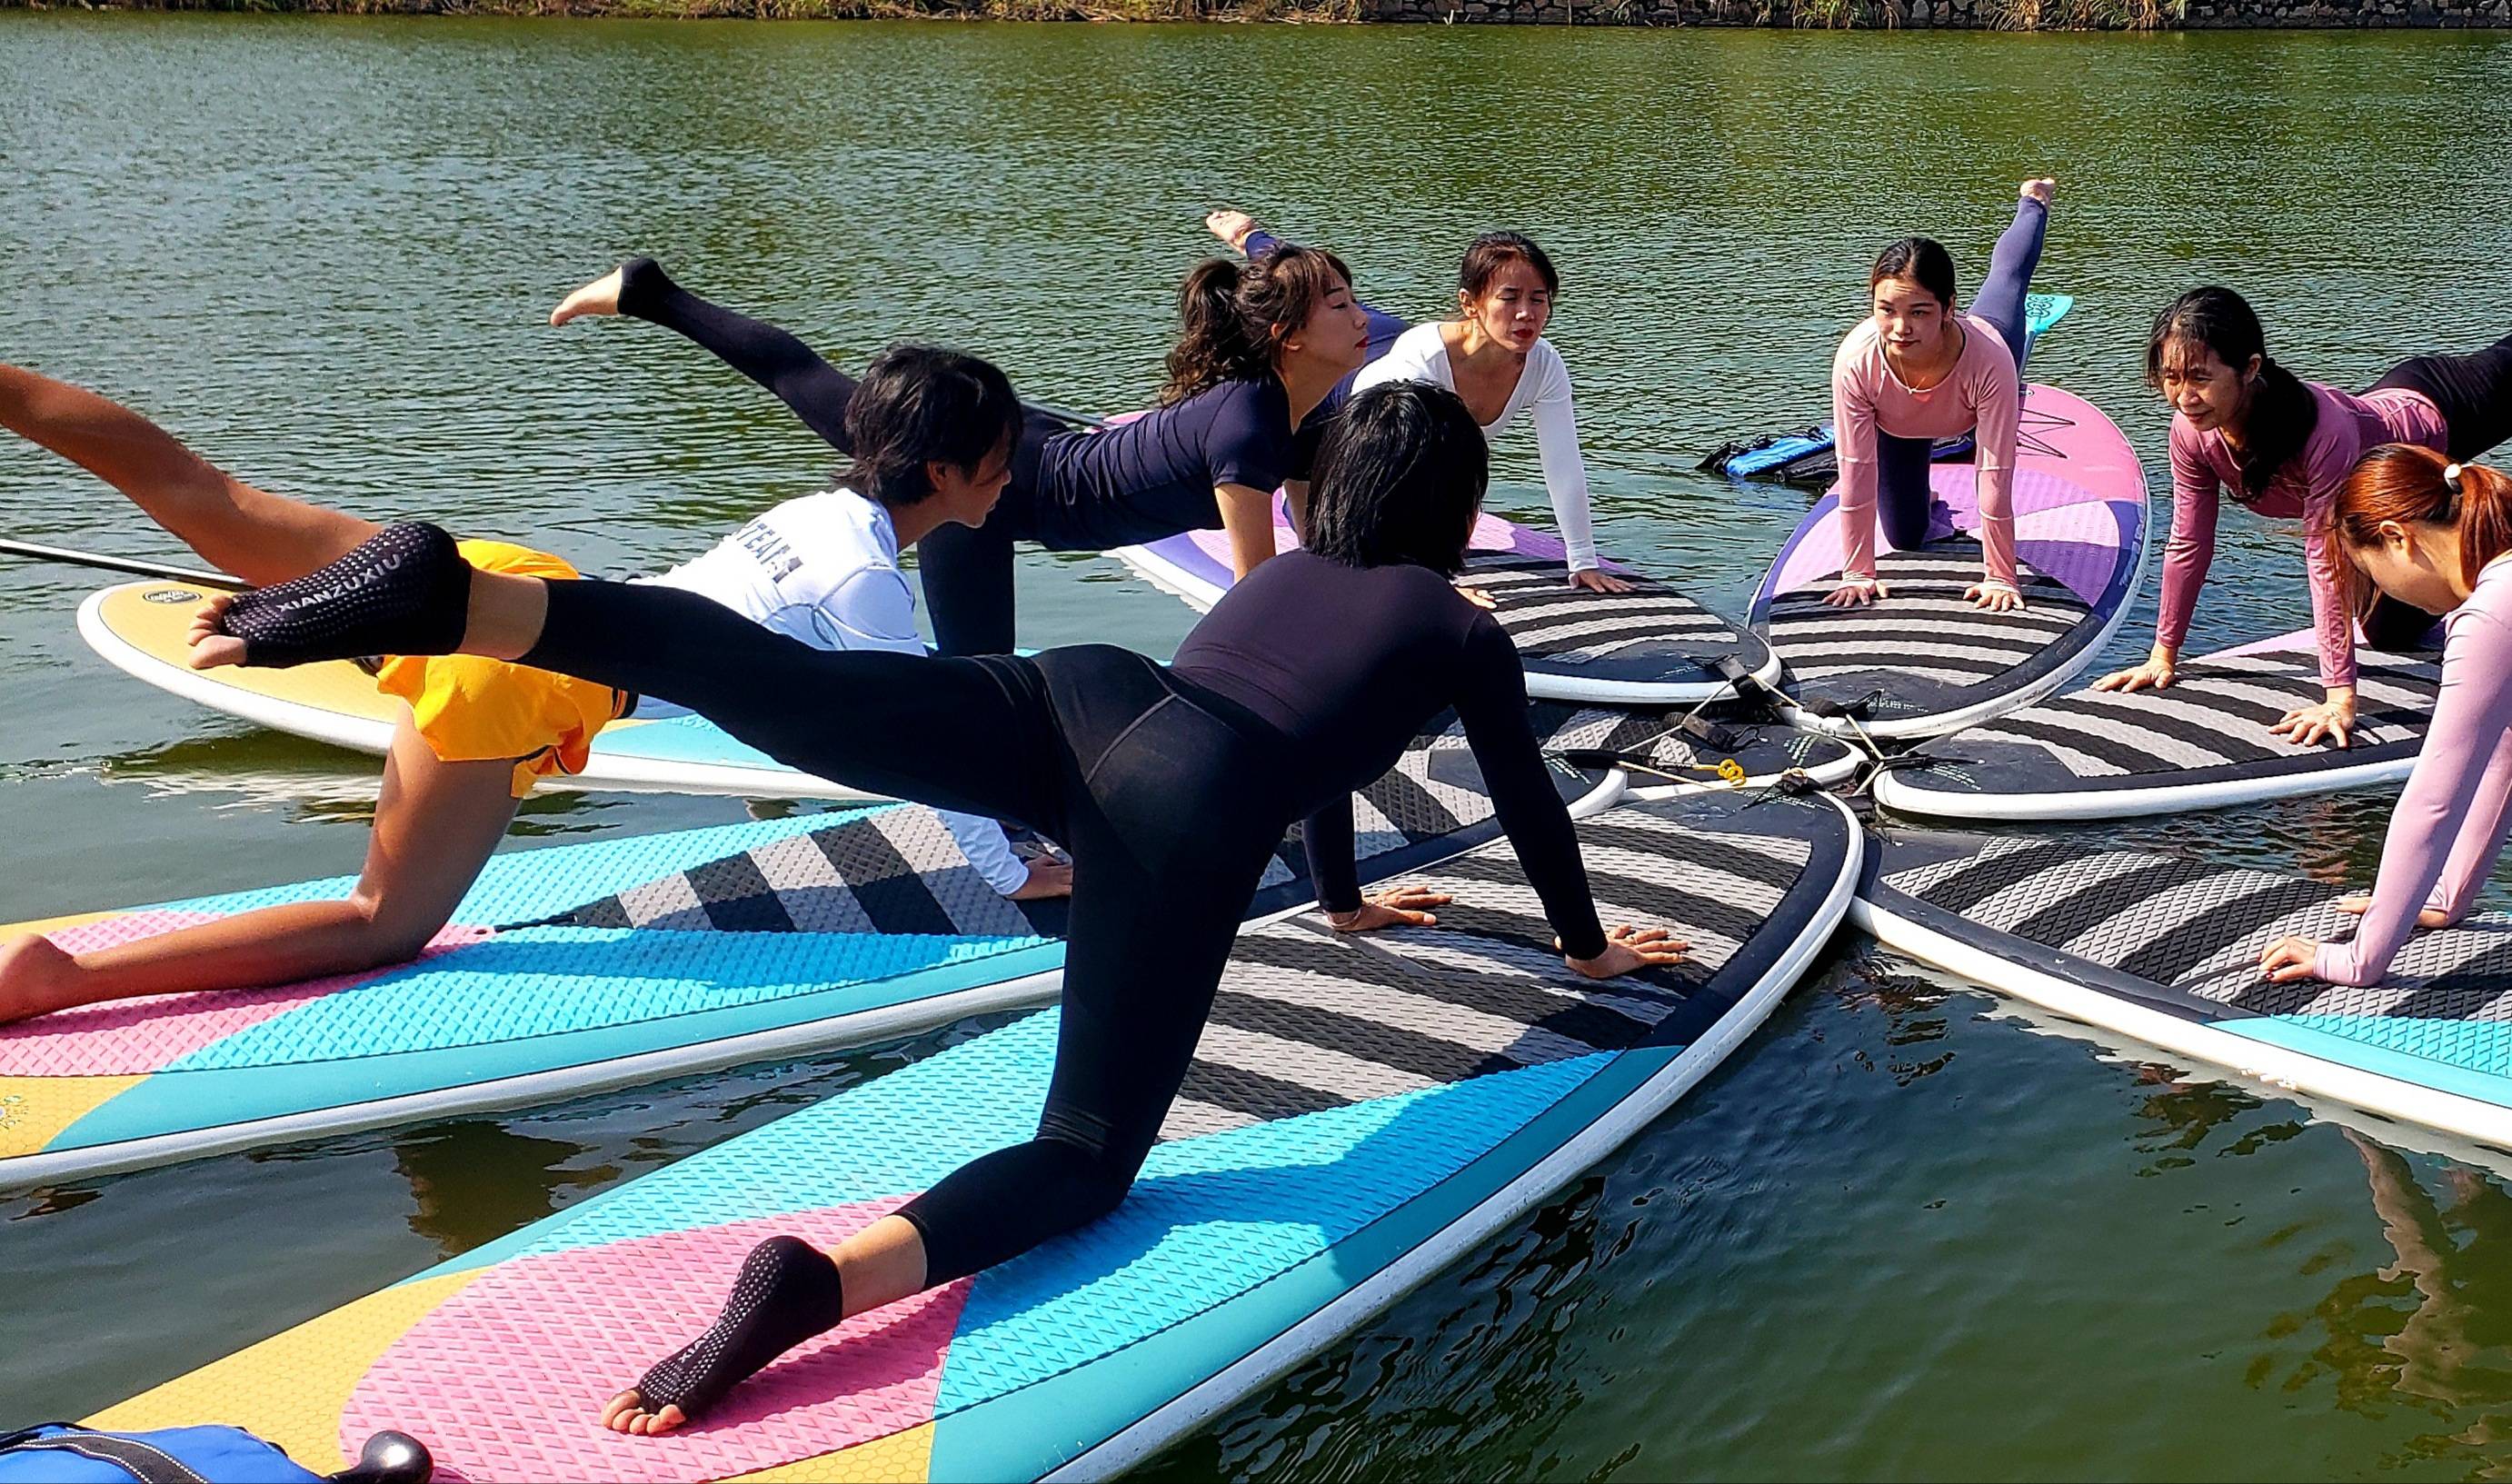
[1359,0,2510,25]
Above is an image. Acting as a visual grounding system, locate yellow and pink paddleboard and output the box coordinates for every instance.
[94,791,1861,1482]
[80,580,878,801]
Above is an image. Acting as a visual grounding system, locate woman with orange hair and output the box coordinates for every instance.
[2262,446,2512,987]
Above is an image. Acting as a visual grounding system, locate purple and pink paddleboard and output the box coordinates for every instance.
[1748,384,2148,741]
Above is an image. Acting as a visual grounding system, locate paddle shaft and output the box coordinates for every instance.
[0,538,244,591]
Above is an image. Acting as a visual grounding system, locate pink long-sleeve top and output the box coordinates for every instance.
[1830,314,2022,591]
[2160,384,2447,689]
[2313,553,2512,987]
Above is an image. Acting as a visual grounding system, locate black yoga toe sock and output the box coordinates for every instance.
[222,522,472,669]
[633,1236,848,1421]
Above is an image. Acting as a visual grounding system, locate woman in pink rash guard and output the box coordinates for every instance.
[2260,447,2512,988]
[2095,286,2512,749]
[1825,177,2056,615]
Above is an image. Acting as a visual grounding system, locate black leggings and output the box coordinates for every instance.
[520,579,1291,1283]
[1874,196,2049,552]
[2371,330,2512,463]
[620,259,1077,658]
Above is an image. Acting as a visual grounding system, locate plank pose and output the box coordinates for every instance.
[2096,286,2512,749]
[192,381,1684,1435]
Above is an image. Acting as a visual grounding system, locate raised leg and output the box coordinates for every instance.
[0,364,379,586]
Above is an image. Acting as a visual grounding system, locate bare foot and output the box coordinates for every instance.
[551,267,626,327]
[185,593,247,670]
[1204,208,1258,254]
[599,1389,687,1438]
[2021,176,2057,206]
[0,935,83,1026]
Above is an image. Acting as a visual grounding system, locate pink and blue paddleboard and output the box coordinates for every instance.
[2,711,1625,1189]
[92,789,1861,1483]
[1748,384,2148,741]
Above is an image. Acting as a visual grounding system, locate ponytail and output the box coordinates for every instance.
[2147,286,2320,503]
[2326,443,2512,588]
[2238,358,2319,503]
[1159,243,1354,405]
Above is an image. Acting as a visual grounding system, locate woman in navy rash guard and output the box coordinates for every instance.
[194,381,1688,1437]
[548,252,1372,656]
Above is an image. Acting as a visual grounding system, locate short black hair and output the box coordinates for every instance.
[842,344,1022,507]
[1303,381,1488,575]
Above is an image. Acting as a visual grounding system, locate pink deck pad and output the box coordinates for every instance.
[344,1198,972,1484]
[0,912,493,1077]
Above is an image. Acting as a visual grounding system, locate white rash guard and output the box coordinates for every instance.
[1353,322,1599,573]
[646,488,1033,896]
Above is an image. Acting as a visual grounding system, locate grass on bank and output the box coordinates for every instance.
[0,0,2180,28]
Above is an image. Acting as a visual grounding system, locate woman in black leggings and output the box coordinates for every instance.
[196,381,1683,1437]
[549,251,1371,657]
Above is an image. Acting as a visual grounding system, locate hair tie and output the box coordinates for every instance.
[2447,463,2467,492]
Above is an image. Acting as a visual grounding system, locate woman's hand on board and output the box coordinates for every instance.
[2270,689,2357,750]
[1566,925,1691,980]
[1327,884,1455,933]
[2258,935,2328,984]
[2093,648,2178,693]
[1822,576,1888,608]
[2334,893,2451,930]
[1569,567,1636,594]
[1966,580,2027,613]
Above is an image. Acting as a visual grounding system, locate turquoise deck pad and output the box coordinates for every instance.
[5,708,1626,1183]
[1871,834,2512,1111]
[112,791,1858,1482]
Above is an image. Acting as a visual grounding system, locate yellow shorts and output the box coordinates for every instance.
[372,540,629,799]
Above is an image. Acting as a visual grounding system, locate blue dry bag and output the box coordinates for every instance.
[0,1424,429,1484]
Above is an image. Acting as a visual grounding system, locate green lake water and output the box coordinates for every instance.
[5,13,2512,1477]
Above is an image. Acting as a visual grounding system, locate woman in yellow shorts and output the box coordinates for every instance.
[0,364,630,1025]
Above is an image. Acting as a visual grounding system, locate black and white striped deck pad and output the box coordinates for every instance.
[550,709,1620,938]
[1873,834,2512,1086]
[1161,793,1852,1140]
[1455,553,1769,681]
[1882,642,2440,807]
[1760,543,2091,715]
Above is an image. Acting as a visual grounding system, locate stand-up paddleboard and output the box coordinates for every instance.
[1858,832,2512,1149]
[94,790,1860,1483]
[77,581,882,801]
[1870,629,2444,822]
[1748,385,2148,741]
[1114,506,1780,707]
[1,718,1620,1189]
[1701,294,2075,483]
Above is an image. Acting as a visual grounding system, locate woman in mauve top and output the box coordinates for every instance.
[2095,285,2512,749]
[1825,178,2056,614]
[1207,212,1632,593]
[2260,447,2512,988]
